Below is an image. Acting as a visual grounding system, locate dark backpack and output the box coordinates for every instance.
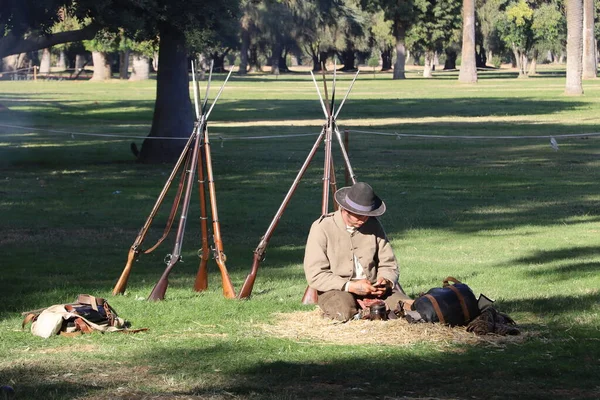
[411,277,480,326]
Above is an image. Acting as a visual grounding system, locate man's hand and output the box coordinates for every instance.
[348,279,386,297]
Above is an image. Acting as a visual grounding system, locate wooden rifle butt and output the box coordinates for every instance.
[147,278,168,301]
[237,254,261,299]
[193,258,209,292]
[112,249,137,295]
[215,258,236,298]
[148,262,175,301]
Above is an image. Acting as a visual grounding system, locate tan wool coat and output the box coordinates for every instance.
[303,210,399,292]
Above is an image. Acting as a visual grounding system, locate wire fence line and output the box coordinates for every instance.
[2,123,600,144]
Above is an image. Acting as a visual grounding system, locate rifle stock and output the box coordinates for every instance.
[112,132,197,296]
[194,256,209,292]
[147,258,178,301]
[215,256,237,298]
[238,252,262,299]
[112,247,138,295]
[237,132,325,299]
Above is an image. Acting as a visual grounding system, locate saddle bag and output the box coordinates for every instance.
[411,277,480,326]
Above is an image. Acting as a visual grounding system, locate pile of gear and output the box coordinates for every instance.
[22,294,146,338]
[359,277,520,336]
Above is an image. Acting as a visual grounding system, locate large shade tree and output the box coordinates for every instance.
[110,0,241,163]
[2,0,240,163]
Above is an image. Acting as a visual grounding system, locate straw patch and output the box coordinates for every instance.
[261,309,533,347]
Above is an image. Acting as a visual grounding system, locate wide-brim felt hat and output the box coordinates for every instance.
[334,182,386,217]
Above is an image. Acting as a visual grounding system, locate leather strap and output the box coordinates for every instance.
[22,313,36,329]
[74,318,94,334]
[144,162,188,254]
[443,276,461,286]
[447,284,470,323]
[424,294,446,325]
[76,294,103,311]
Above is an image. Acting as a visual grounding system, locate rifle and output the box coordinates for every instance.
[148,62,236,300]
[112,133,195,295]
[148,120,203,301]
[192,61,210,293]
[239,64,360,301]
[238,130,325,299]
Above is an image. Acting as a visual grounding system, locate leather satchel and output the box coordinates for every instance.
[411,277,480,326]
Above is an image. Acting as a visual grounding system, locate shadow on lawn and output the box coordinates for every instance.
[0,95,588,126]
[5,309,600,400]
[502,245,600,282]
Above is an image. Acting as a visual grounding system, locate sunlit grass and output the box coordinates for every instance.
[1,68,600,399]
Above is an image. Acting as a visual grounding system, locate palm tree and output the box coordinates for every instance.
[582,0,596,79]
[565,0,584,95]
[458,0,477,83]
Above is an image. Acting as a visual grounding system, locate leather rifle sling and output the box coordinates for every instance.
[446,285,471,323]
[424,294,446,325]
[143,161,188,254]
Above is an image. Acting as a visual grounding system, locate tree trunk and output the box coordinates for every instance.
[119,49,130,79]
[249,45,260,72]
[311,53,320,71]
[582,0,596,79]
[423,51,434,78]
[565,0,584,95]
[393,22,406,79]
[152,51,159,72]
[444,49,457,70]
[129,53,150,81]
[271,41,281,75]
[528,49,538,76]
[57,50,67,70]
[1,55,19,72]
[75,54,86,70]
[239,26,250,75]
[91,51,111,80]
[39,48,51,75]
[137,25,193,164]
[278,54,288,72]
[487,50,494,67]
[381,47,392,71]
[340,49,356,71]
[319,51,328,70]
[459,0,477,83]
[211,52,227,72]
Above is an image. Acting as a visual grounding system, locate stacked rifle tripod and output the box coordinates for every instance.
[112,61,361,303]
[112,61,236,300]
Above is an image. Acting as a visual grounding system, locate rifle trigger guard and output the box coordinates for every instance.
[164,254,172,265]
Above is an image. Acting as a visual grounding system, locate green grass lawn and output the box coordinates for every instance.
[1,66,599,399]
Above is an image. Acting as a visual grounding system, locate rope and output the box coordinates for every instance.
[2,123,598,144]
[0,123,319,141]
[349,129,600,140]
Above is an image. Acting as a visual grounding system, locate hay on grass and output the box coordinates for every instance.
[261,309,533,348]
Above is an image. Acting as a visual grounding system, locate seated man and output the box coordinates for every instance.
[303,182,411,321]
